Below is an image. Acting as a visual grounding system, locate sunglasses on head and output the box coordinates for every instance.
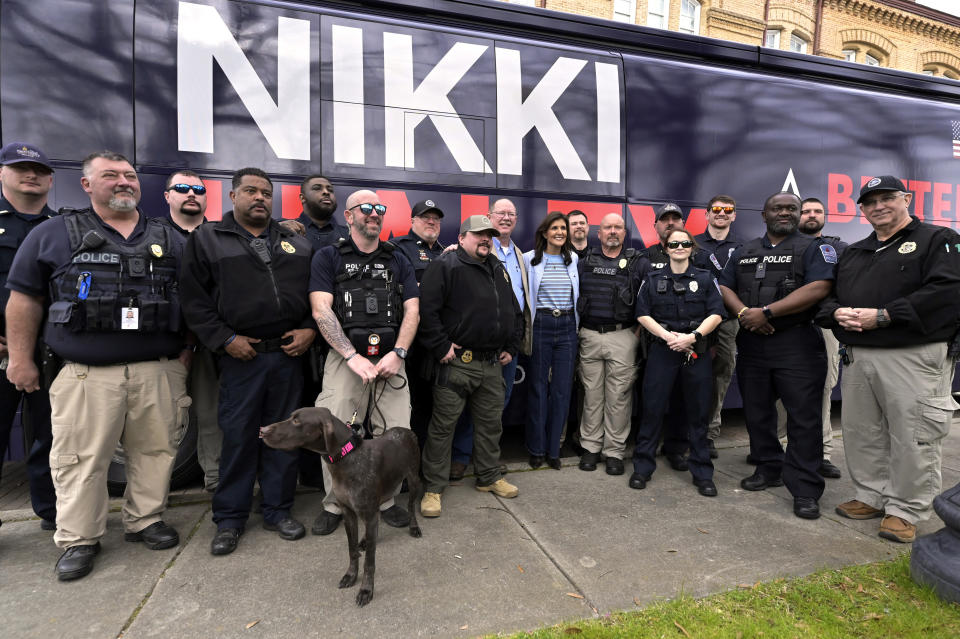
[710,206,734,214]
[349,203,387,215]
[666,240,694,249]
[167,183,206,195]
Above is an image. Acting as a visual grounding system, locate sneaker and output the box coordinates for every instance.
[879,515,916,543]
[421,492,442,517]
[835,499,883,520]
[476,478,519,498]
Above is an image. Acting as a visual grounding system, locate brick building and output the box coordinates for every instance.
[508,0,960,79]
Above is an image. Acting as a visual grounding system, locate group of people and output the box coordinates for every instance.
[0,139,957,584]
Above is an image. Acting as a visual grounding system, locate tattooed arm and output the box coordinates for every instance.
[310,290,377,383]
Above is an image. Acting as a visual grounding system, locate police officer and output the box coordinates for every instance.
[180,167,316,556]
[7,151,188,580]
[818,176,960,543]
[418,215,523,518]
[296,174,348,251]
[631,229,724,496]
[692,194,742,458]
[644,203,692,471]
[772,197,847,479]
[309,189,420,536]
[577,213,650,475]
[718,191,835,520]
[159,169,221,493]
[393,199,446,449]
[0,142,57,531]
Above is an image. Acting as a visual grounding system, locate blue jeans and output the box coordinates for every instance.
[525,313,577,458]
[451,356,518,465]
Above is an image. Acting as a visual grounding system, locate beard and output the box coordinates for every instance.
[354,218,382,240]
[767,217,798,236]
[109,192,138,212]
[799,218,824,235]
[305,200,335,221]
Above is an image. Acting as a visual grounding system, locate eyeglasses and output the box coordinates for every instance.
[860,192,904,209]
[348,203,387,215]
[666,240,695,249]
[710,206,734,214]
[490,210,517,218]
[167,184,206,195]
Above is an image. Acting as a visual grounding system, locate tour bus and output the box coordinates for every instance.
[2,0,959,490]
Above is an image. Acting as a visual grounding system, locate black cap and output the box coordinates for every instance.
[0,142,52,170]
[656,202,683,220]
[411,199,444,218]
[857,176,906,204]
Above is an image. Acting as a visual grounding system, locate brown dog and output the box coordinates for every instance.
[260,407,422,606]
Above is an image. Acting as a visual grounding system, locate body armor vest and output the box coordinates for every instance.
[649,271,709,332]
[45,209,183,363]
[334,240,404,356]
[577,248,641,324]
[733,233,816,329]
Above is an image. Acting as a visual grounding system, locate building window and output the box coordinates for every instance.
[647,0,668,30]
[613,0,635,23]
[842,49,857,62]
[789,34,808,54]
[678,0,700,34]
[512,0,536,5]
[764,29,780,49]
[923,69,936,76]
[865,53,881,67]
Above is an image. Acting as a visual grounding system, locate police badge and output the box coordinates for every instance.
[150,243,163,258]
[281,241,296,254]
[461,350,473,363]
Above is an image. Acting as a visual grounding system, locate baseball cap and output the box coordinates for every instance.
[857,176,906,204]
[0,142,52,171]
[459,215,499,236]
[656,203,683,220]
[411,199,444,218]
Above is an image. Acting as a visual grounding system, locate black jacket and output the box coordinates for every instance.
[418,247,523,360]
[180,212,314,351]
[817,217,960,346]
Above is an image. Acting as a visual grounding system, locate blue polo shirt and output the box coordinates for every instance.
[494,237,525,309]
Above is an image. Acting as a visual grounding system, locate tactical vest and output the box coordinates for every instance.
[45,209,183,363]
[333,240,404,356]
[646,244,669,271]
[649,271,709,332]
[733,233,817,329]
[577,248,641,324]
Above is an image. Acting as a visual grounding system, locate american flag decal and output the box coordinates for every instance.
[953,121,960,158]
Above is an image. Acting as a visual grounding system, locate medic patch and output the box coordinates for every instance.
[898,242,917,254]
[281,241,296,254]
[689,280,699,293]
[866,177,882,188]
[150,243,163,258]
[819,244,837,264]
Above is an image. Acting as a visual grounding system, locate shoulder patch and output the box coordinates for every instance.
[819,244,838,264]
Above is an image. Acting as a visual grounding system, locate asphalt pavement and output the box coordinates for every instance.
[1,415,957,639]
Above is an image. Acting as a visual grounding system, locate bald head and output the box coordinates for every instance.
[344,189,377,212]
[598,213,626,255]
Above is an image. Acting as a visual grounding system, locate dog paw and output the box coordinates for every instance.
[338,573,357,588]
[356,588,373,607]
[409,526,422,538]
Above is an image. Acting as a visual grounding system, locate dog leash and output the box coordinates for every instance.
[345,375,408,438]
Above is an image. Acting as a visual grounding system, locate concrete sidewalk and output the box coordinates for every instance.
[1,418,957,639]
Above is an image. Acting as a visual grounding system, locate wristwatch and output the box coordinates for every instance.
[762,306,774,319]
[392,347,408,359]
[876,308,891,328]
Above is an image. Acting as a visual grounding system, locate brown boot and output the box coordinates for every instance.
[878,515,917,543]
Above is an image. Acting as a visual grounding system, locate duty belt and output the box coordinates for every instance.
[251,336,293,353]
[538,308,574,317]
[581,321,635,334]
[454,347,499,363]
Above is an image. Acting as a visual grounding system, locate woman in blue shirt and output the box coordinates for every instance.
[523,212,580,469]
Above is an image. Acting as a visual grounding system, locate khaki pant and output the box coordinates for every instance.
[841,342,957,523]
[315,350,411,515]
[190,348,221,491]
[707,318,738,440]
[49,358,189,548]
[776,327,840,458]
[577,327,639,459]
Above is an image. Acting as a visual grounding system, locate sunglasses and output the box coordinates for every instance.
[167,183,206,195]
[348,203,387,215]
[710,206,734,214]
[666,240,695,249]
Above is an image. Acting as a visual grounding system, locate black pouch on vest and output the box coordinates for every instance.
[98,293,118,331]
[139,296,170,332]
[347,327,396,357]
[48,301,81,332]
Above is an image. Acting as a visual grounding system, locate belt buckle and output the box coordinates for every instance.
[551,308,561,318]
[460,349,473,363]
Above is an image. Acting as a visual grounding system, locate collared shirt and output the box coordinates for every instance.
[297,212,349,252]
[0,195,57,314]
[693,230,742,275]
[494,237,524,308]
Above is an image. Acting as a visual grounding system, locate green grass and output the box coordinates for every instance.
[494,554,960,639]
